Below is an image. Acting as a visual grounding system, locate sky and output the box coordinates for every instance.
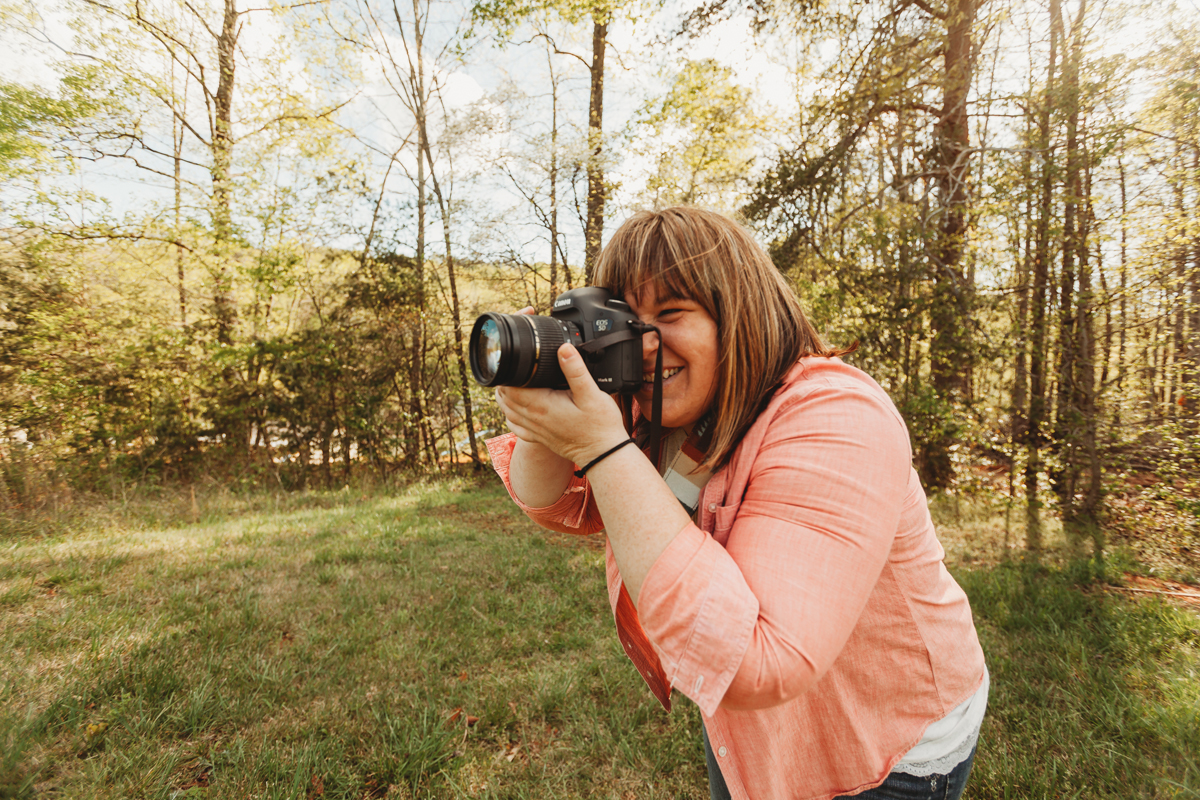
[1,0,1191,270]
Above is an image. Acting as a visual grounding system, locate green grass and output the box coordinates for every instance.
[0,478,1196,799]
[961,560,1200,799]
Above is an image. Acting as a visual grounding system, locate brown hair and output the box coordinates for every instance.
[593,206,850,471]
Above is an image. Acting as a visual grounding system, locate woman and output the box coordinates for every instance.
[487,207,987,800]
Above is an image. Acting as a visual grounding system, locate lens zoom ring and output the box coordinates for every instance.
[526,317,568,388]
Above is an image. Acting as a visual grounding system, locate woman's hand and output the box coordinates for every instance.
[495,343,629,467]
[494,308,690,607]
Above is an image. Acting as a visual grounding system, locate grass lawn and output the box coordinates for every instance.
[0,477,1197,799]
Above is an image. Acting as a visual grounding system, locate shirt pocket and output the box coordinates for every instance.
[712,504,739,544]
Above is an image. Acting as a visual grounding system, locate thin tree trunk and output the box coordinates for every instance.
[1190,146,1200,421]
[920,0,976,490]
[174,74,187,330]
[906,0,974,489]
[321,399,333,487]
[1012,128,1034,447]
[420,328,437,468]
[1075,154,1103,556]
[1097,226,1111,390]
[1052,0,1086,516]
[583,15,607,284]
[1151,307,1163,418]
[398,0,480,468]
[1173,140,1188,416]
[212,0,239,345]
[422,146,481,466]
[1117,151,1128,427]
[1026,0,1061,553]
[211,0,246,454]
[549,45,561,301]
[929,0,975,398]
[409,0,429,469]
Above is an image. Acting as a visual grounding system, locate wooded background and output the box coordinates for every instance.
[1,0,1197,557]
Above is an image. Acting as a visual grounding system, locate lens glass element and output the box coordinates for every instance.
[478,319,501,380]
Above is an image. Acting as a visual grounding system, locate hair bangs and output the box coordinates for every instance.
[595,212,708,307]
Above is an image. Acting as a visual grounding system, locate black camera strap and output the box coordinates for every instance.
[574,322,664,469]
[645,324,664,469]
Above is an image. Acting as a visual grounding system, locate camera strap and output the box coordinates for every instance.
[657,412,716,518]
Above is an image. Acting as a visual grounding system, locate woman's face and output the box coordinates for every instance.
[624,284,719,430]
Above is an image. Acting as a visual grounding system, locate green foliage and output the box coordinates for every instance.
[470,0,609,35]
[0,228,461,500]
[0,73,100,180]
[629,59,763,210]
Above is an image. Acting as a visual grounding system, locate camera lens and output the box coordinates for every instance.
[474,318,504,382]
[469,313,569,388]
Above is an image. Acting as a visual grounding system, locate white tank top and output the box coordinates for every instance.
[893,665,990,776]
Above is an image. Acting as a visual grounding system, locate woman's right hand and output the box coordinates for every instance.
[495,306,576,507]
[496,341,629,468]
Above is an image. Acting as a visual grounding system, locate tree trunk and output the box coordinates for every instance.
[1012,140,1033,446]
[320,412,332,487]
[549,48,561,301]
[1116,151,1128,427]
[1190,146,1200,421]
[174,79,187,330]
[409,0,429,469]
[1051,0,1086,515]
[1151,308,1163,419]
[1173,141,1189,417]
[211,0,248,454]
[212,0,239,345]
[1025,0,1061,553]
[423,146,481,467]
[583,16,607,284]
[1073,156,1103,556]
[921,0,976,491]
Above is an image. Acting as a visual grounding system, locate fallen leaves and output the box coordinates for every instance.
[173,758,213,791]
[445,707,480,727]
[494,743,522,763]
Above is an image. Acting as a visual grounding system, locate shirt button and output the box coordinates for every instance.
[718,746,727,757]
[708,503,717,513]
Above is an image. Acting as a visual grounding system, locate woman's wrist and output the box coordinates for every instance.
[574,438,637,477]
[566,430,639,469]
[509,439,575,507]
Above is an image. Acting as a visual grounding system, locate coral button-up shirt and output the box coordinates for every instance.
[486,357,986,800]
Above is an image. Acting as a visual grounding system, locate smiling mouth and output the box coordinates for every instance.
[643,366,682,384]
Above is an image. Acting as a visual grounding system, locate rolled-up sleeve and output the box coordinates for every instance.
[486,433,605,535]
[635,378,911,717]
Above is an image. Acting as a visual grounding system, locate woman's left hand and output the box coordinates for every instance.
[495,344,629,466]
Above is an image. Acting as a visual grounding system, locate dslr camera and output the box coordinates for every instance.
[469,287,644,393]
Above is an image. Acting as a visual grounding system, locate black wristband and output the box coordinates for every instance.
[573,438,637,478]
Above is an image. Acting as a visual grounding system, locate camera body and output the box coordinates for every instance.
[469,287,644,394]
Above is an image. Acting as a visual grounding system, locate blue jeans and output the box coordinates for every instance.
[703,726,977,800]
